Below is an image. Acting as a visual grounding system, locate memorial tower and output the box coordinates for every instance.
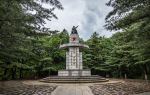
[59,26,91,76]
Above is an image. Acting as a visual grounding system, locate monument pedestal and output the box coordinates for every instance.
[58,69,91,76]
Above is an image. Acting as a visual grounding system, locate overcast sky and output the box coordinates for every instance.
[45,0,115,40]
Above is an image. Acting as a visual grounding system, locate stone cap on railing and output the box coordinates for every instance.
[60,43,89,49]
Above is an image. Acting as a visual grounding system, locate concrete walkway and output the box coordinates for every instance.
[51,84,94,95]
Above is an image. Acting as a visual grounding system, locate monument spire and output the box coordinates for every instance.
[59,26,90,76]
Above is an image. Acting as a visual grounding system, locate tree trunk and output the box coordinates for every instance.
[146,64,149,79]
[11,68,16,79]
[144,64,148,80]
[34,71,37,79]
[11,68,15,79]
[49,70,50,76]
[124,73,127,79]
[144,69,148,80]
[119,69,122,78]
[19,68,23,79]
[3,68,8,80]
[118,66,122,78]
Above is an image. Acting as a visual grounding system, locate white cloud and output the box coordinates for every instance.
[44,0,115,40]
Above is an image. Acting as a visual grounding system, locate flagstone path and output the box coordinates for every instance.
[51,84,93,95]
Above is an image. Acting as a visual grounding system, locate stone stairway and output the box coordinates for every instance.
[40,76,108,83]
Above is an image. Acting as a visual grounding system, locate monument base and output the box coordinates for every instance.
[40,69,109,83]
[58,69,91,76]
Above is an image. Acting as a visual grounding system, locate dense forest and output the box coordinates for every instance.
[0,0,149,80]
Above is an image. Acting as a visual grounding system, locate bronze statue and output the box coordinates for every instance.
[71,26,78,34]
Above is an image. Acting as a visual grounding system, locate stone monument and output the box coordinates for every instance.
[58,26,91,76]
[40,26,108,83]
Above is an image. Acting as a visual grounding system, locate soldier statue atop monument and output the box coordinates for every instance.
[71,26,78,34]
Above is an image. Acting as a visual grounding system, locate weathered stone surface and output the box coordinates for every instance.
[90,79,150,95]
[1,80,150,95]
[0,81,57,95]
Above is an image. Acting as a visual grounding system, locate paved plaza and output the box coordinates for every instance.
[0,79,150,95]
[0,81,56,95]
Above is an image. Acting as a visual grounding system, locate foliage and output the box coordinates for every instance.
[104,0,150,79]
[0,0,149,80]
[0,0,63,80]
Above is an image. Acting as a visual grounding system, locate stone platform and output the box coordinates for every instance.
[58,69,91,76]
[40,75,108,83]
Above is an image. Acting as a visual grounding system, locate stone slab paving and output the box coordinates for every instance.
[90,79,150,95]
[0,81,57,95]
[51,84,94,95]
[1,80,150,95]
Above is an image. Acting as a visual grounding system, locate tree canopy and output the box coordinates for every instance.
[0,0,149,80]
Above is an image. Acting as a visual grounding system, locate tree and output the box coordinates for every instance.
[0,0,63,80]
[105,0,150,30]
[83,32,114,76]
[105,0,150,80]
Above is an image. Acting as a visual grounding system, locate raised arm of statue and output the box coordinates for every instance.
[71,26,78,34]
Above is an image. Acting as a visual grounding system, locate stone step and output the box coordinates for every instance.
[42,75,101,79]
[40,76,108,83]
[40,80,108,83]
